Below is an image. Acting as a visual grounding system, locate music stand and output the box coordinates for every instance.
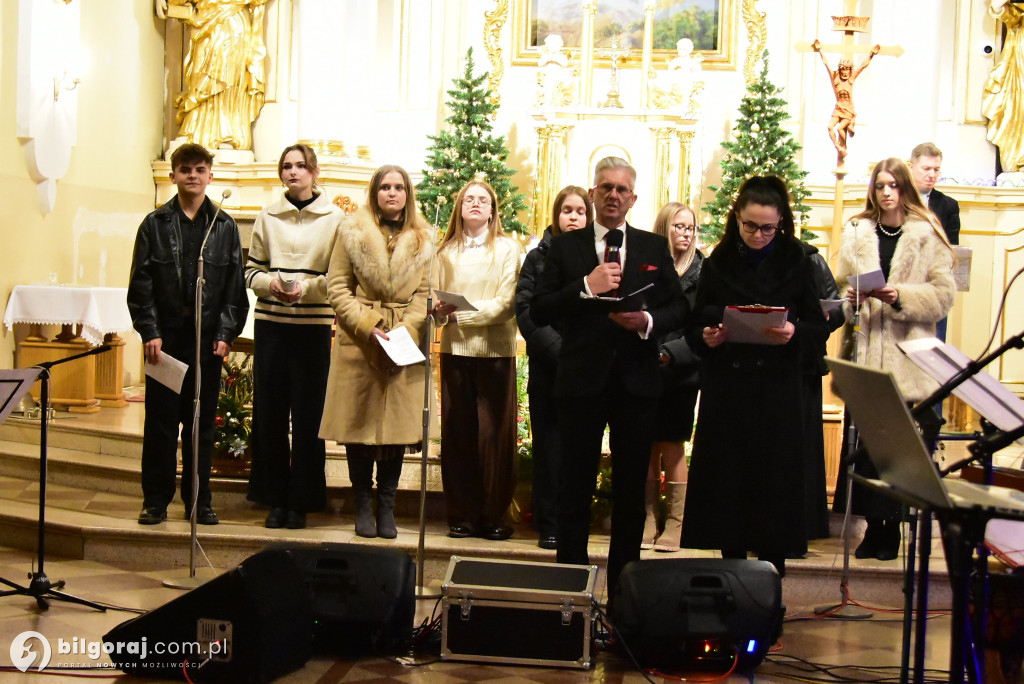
[0,354,108,611]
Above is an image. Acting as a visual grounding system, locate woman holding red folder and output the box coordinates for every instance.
[681,176,829,577]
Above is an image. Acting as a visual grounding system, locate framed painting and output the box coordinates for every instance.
[511,0,740,69]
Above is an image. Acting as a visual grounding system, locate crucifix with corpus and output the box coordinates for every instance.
[795,0,902,245]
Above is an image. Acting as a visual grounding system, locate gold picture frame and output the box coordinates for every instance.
[511,0,743,71]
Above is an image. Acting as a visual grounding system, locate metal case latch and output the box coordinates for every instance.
[459,591,473,620]
[560,599,574,625]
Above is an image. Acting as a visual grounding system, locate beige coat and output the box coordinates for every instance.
[835,216,955,402]
[319,207,434,445]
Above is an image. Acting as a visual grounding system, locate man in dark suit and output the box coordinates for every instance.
[531,157,688,609]
[910,142,960,245]
[910,142,960,341]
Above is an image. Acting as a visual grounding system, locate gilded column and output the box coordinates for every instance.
[580,1,596,107]
[534,124,571,234]
[651,127,676,210]
[640,0,655,108]
[676,131,695,208]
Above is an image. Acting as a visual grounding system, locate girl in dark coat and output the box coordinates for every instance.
[515,186,593,549]
[681,176,830,576]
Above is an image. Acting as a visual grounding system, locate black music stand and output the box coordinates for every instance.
[0,351,108,612]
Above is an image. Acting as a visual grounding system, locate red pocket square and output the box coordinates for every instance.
[641,264,659,272]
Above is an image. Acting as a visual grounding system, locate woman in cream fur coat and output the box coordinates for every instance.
[319,165,433,539]
[834,157,955,561]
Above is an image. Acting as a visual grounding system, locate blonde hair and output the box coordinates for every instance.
[653,202,698,275]
[858,158,950,246]
[439,181,503,252]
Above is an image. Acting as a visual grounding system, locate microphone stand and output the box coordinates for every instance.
[415,206,442,598]
[815,218,872,620]
[0,346,110,611]
[164,190,230,590]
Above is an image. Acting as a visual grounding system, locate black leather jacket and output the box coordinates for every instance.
[127,196,248,344]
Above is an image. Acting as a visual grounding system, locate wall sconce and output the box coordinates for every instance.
[16,0,81,214]
[53,69,81,102]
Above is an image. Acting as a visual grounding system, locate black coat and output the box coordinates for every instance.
[680,235,829,556]
[928,189,960,245]
[127,196,248,344]
[658,250,703,389]
[516,227,562,384]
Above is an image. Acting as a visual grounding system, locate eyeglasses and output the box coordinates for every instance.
[595,182,633,196]
[739,220,778,236]
[671,223,696,235]
[463,195,492,207]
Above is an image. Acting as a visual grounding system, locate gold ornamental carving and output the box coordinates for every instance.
[534,124,571,235]
[484,0,509,107]
[741,0,767,84]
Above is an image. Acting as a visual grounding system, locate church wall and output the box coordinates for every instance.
[0,0,166,384]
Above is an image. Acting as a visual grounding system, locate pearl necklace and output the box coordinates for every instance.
[877,222,903,238]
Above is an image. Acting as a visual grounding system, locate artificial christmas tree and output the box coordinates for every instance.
[417,48,528,234]
[702,51,812,244]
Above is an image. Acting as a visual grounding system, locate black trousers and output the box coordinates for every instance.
[527,358,560,538]
[556,374,657,602]
[247,320,331,513]
[439,354,517,529]
[141,330,221,511]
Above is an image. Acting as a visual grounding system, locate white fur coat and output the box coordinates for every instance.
[835,216,955,401]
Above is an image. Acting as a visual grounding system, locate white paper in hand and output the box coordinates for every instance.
[376,326,426,366]
[144,353,188,394]
[849,269,886,293]
[433,290,478,312]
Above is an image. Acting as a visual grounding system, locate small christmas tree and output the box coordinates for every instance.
[702,51,812,244]
[417,48,529,234]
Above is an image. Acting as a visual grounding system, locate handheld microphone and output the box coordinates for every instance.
[606,229,624,265]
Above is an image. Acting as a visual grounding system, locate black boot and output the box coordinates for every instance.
[347,449,376,538]
[375,455,403,540]
[875,518,901,561]
[855,517,883,559]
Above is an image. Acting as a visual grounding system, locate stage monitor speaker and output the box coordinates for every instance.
[102,548,312,683]
[614,558,783,672]
[262,542,415,654]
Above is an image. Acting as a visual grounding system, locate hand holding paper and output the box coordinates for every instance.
[375,326,426,366]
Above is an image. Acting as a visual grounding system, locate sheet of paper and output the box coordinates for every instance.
[579,282,655,303]
[849,268,886,292]
[277,272,298,293]
[376,326,426,366]
[952,246,972,292]
[433,290,478,312]
[722,306,789,345]
[144,352,188,394]
[898,337,1024,439]
[820,298,848,313]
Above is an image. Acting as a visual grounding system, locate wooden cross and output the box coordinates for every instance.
[794,0,903,248]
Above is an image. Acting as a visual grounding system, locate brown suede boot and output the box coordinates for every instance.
[654,482,687,552]
[641,479,661,550]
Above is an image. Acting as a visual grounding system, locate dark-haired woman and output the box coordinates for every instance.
[515,185,593,549]
[681,176,829,577]
[835,157,954,561]
[246,143,341,529]
[319,165,434,539]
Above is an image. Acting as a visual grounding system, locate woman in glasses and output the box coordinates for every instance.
[834,158,954,561]
[641,202,704,552]
[434,180,521,541]
[681,176,829,577]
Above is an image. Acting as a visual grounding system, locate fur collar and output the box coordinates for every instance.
[339,207,433,298]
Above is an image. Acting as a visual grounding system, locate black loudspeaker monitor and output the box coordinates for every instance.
[614,558,783,672]
[263,542,416,653]
[103,548,312,683]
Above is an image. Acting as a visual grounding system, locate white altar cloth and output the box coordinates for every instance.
[3,285,133,346]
